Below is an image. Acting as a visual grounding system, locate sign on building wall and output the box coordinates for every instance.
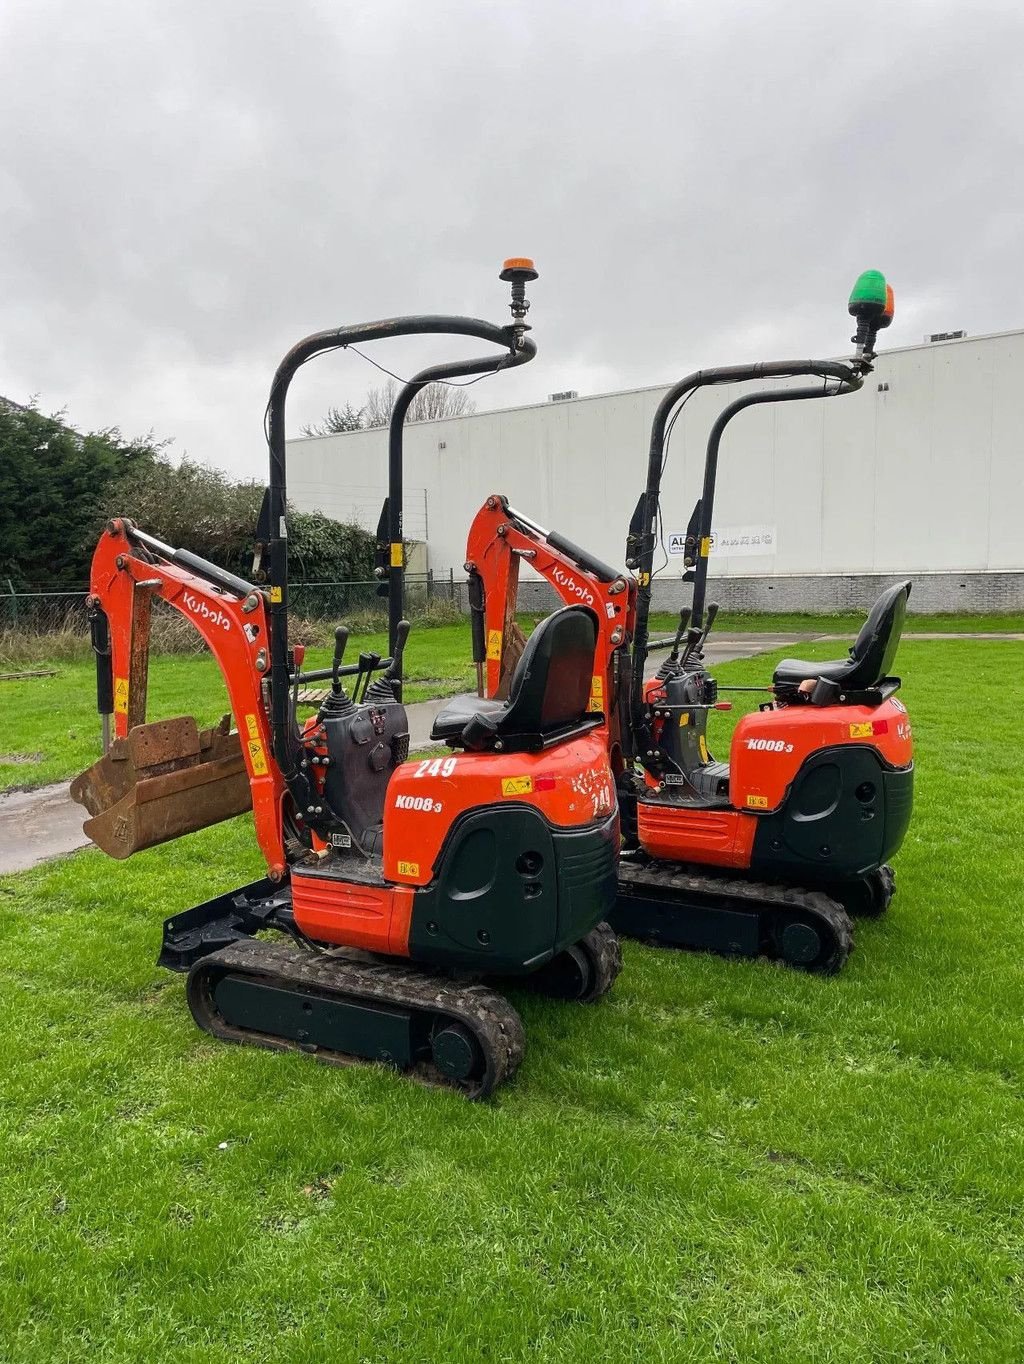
[667,524,777,557]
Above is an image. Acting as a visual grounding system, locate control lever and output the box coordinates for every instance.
[670,607,691,662]
[681,602,718,668]
[385,620,410,682]
[655,607,691,683]
[331,627,350,697]
[366,621,411,702]
[354,652,381,703]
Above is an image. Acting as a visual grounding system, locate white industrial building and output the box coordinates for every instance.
[287,328,1024,613]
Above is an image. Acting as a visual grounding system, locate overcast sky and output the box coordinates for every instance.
[2,0,1022,478]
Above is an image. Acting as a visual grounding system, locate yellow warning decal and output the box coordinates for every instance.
[113,677,129,716]
[700,536,712,557]
[746,794,769,809]
[486,629,503,662]
[587,674,604,712]
[849,721,874,738]
[269,586,283,603]
[679,713,690,727]
[502,775,534,797]
[397,860,419,877]
[244,713,269,776]
[390,542,403,567]
[638,572,651,587]
[699,735,709,763]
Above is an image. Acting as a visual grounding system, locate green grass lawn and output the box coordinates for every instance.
[1,637,1023,1360]
[648,609,1024,635]
[3,611,1022,794]
[0,625,479,793]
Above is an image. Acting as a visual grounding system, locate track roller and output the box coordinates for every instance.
[613,860,855,975]
[522,922,623,1003]
[186,938,525,1099]
[831,864,896,919]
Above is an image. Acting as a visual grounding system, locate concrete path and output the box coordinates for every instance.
[0,784,95,876]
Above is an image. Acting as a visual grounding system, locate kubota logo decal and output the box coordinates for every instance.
[183,592,231,632]
[551,565,595,607]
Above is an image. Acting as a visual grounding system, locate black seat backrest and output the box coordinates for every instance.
[845,580,911,688]
[497,605,597,738]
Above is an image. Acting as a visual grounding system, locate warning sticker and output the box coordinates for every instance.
[699,735,709,763]
[114,677,129,716]
[849,722,874,738]
[390,542,403,567]
[746,794,769,809]
[501,776,534,797]
[397,860,419,877]
[244,713,269,775]
[269,586,283,603]
[588,675,604,712]
[486,629,503,662]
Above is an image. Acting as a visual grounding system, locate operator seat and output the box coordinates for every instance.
[431,606,600,753]
[772,580,911,694]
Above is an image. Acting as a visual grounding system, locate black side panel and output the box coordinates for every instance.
[408,806,617,975]
[750,746,913,882]
[553,812,620,949]
[322,701,410,847]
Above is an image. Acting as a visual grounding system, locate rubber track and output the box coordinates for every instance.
[576,922,624,1002]
[616,860,854,974]
[186,938,526,1099]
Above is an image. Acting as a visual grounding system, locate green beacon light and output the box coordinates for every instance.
[848,270,892,356]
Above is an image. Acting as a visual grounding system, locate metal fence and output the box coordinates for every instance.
[1,572,468,641]
[1,584,90,635]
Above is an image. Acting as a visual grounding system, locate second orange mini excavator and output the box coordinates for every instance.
[445,272,913,975]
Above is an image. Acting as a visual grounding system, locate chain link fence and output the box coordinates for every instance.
[1,572,469,661]
[1,585,90,635]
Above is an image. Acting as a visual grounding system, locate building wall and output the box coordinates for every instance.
[287,329,1024,610]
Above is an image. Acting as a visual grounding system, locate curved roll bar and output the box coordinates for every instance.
[263,276,538,778]
[384,339,536,663]
[625,356,867,756]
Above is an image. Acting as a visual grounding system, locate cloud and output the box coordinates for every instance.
[2,0,1022,478]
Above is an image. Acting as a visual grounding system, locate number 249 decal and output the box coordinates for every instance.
[413,757,458,778]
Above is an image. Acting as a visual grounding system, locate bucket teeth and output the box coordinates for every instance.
[70,716,252,858]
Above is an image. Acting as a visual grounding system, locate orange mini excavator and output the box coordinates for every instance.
[71,262,622,1098]
[452,272,912,975]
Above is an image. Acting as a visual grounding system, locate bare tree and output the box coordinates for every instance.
[303,382,476,436]
[362,379,476,428]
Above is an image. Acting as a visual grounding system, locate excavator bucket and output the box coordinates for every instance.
[70,715,252,859]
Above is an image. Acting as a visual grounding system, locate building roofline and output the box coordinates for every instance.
[288,324,1024,443]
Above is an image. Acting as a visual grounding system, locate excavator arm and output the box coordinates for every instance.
[70,518,288,875]
[464,495,636,764]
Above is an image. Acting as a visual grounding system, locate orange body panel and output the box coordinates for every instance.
[291,875,414,953]
[88,521,287,875]
[382,731,615,886]
[637,801,756,868]
[730,697,913,812]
